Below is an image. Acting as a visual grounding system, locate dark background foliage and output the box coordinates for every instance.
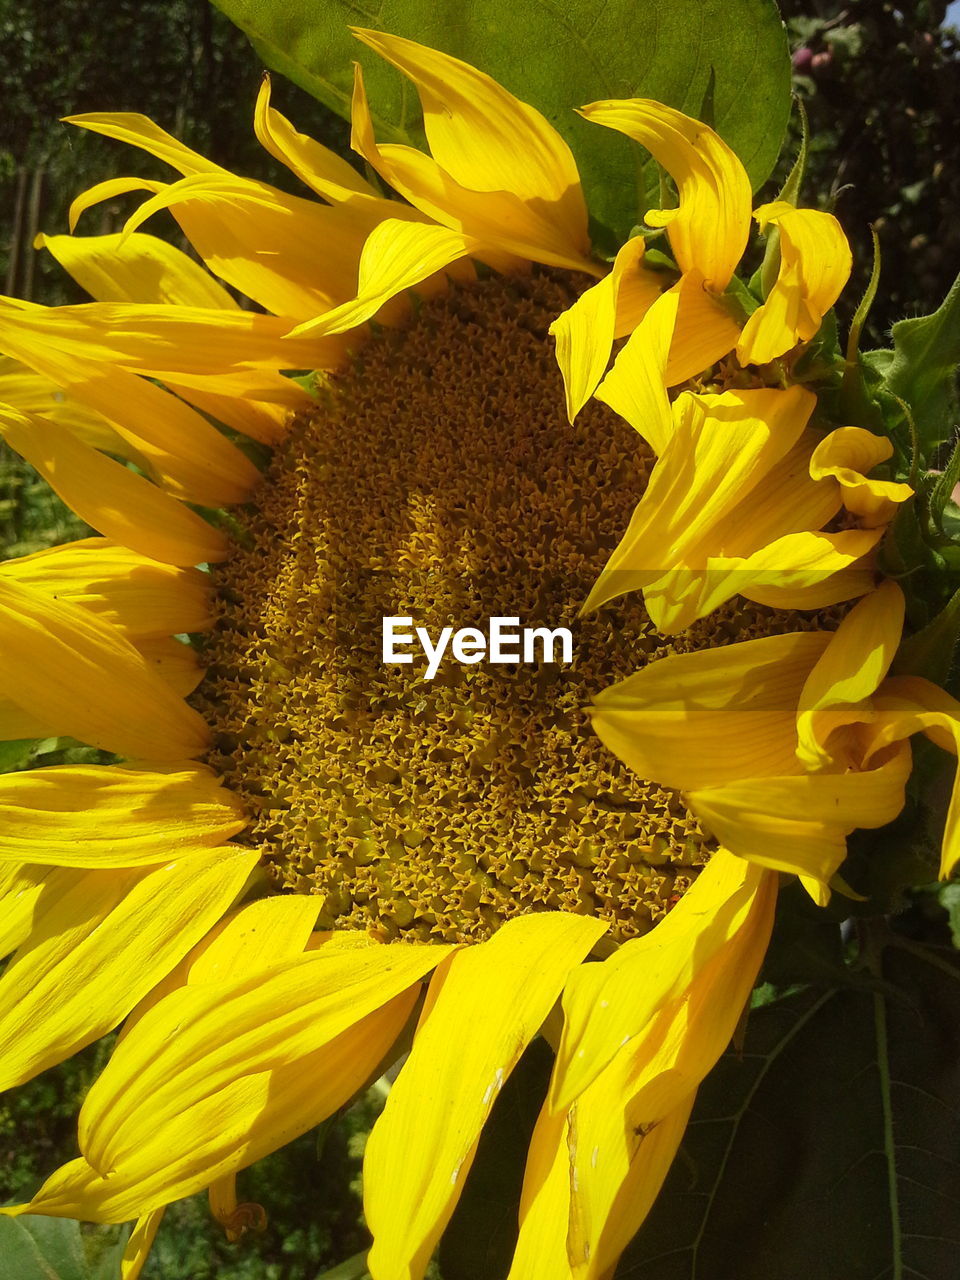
[0,2,959,1277]
[777,0,960,345]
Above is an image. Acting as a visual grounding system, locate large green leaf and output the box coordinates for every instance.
[615,939,960,1280]
[211,0,790,242]
[0,1217,89,1280]
[882,272,960,455]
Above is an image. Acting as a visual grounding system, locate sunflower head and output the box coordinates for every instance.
[0,18,958,1280]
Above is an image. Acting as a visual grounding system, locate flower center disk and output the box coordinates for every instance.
[197,271,715,944]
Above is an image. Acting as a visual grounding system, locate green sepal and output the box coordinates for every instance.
[290,370,321,397]
[792,307,843,386]
[723,271,760,323]
[881,271,960,456]
[929,436,960,535]
[891,586,960,685]
[755,98,809,301]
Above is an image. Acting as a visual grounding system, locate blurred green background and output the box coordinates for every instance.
[1,1,959,1277]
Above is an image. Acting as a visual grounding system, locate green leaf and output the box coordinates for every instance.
[616,939,960,1280]
[940,882,960,949]
[0,737,37,773]
[882,272,960,454]
[0,1217,89,1280]
[212,0,791,242]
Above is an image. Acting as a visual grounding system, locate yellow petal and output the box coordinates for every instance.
[350,61,594,275]
[864,676,960,878]
[0,324,258,508]
[353,29,591,270]
[118,173,372,321]
[810,426,914,527]
[623,867,778,1121]
[508,1104,573,1280]
[0,699,53,740]
[365,913,606,1280]
[796,581,906,768]
[737,202,852,365]
[0,862,68,959]
[0,298,343,382]
[649,526,882,634]
[552,850,763,1111]
[591,630,831,790]
[687,742,913,886]
[136,635,203,696]
[0,404,229,566]
[0,538,214,637]
[0,846,258,1089]
[593,286,679,453]
[0,763,245,866]
[0,357,143,460]
[254,74,381,203]
[509,1083,693,1280]
[583,386,815,615]
[0,577,210,760]
[742,550,878,611]
[565,1078,695,1278]
[36,231,235,307]
[11,944,451,1221]
[121,1207,165,1280]
[536,869,771,1278]
[68,178,164,232]
[64,111,223,176]
[0,704,54,741]
[579,99,751,289]
[119,893,324,1045]
[82,942,451,1173]
[663,269,742,383]
[288,219,480,339]
[167,380,296,446]
[550,236,653,423]
[18,991,413,1224]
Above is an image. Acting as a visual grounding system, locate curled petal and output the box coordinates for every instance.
[582,386,817,620]
[796,581,906,769]
[594,285,679,452]
[810,426,913,527]
[288,220,481,339]
[686,742,913,891]
[551,236,657,422]
[254,74,380,203]
[579,98,752,289]
[865,676,960,878]
[737,202,852,365]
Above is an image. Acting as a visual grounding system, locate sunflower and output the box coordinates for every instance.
[0,28,958,1280]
